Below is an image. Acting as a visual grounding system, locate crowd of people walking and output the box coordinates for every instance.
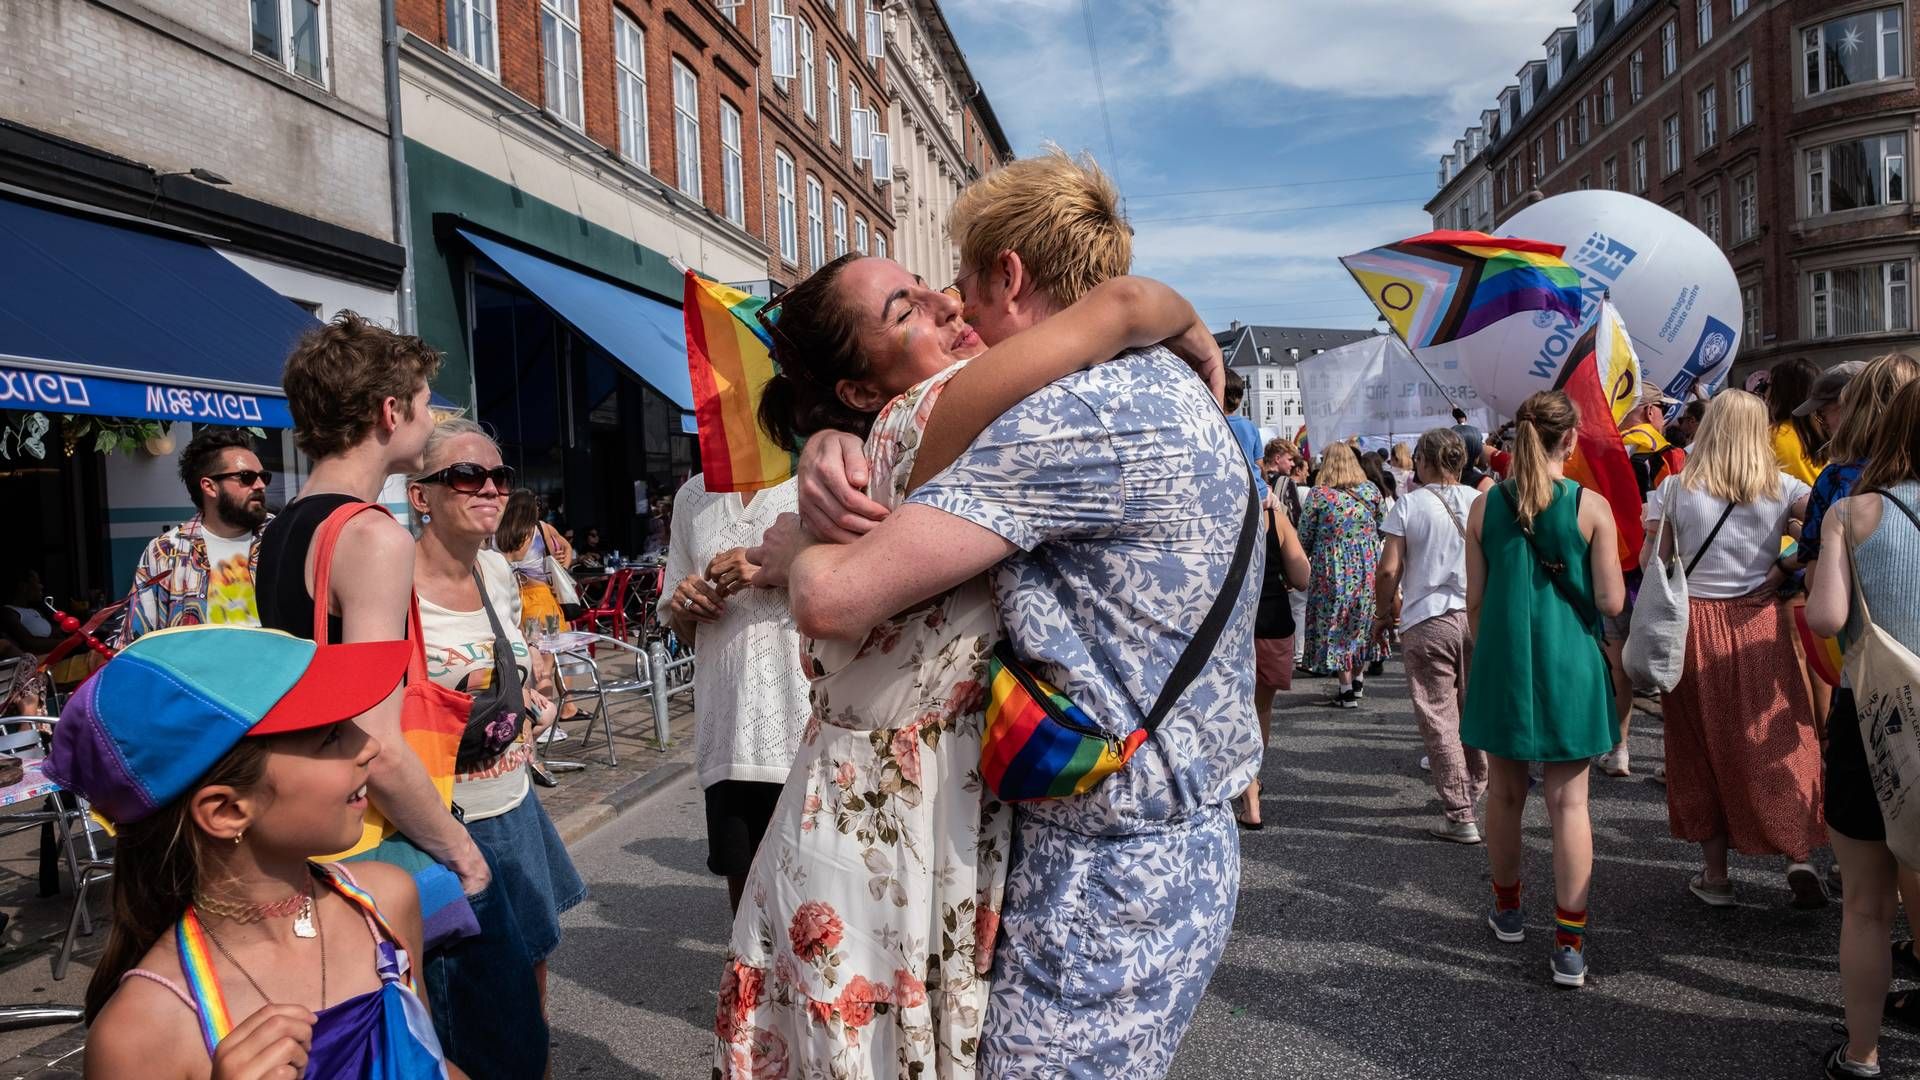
[10,143,1920,1080]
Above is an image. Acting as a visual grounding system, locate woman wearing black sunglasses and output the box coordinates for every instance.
[408,419,584,1047]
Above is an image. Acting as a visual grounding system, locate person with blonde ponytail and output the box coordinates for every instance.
[1645,389,1824,911]
[1461,390,1625,989]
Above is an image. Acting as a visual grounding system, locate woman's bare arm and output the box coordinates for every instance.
[908,276,1213,490]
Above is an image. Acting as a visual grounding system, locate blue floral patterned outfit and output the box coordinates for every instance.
[910,346,1264,1079]
[1298,483,1382,675]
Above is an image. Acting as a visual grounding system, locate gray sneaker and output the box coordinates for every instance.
[1690,873,1737,907]
[1487,906,1525,943]
[1429,819,1482,844]
[1552,945,1588,987]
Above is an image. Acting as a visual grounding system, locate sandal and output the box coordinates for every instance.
[1888,989,1920,1029]
[1235,794,1264,831]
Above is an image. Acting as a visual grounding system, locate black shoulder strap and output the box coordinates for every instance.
[1142,465,1261,736]
[1684,499,1740,577]
[1502,481,1602,630]
[1866,487,1920,535]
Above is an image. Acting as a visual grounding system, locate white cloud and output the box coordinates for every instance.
[1158,0,1565,153]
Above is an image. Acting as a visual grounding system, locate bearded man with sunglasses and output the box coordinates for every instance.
[117,427,275,645]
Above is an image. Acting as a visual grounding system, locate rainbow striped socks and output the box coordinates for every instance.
[1554,906,1588,953]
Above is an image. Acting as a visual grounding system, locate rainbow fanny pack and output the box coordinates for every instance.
[980,467,1261,803]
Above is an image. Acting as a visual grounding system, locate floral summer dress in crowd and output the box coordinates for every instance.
[715,361,1012,1080]
[1299,482,1383,675]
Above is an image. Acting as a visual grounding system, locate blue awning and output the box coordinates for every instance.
[0,195,320,427]
[458,229,694,412]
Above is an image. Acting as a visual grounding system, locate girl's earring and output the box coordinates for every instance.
[233,830,243,846]
[421,512,431,524]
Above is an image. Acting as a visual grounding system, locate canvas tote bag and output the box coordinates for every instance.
[1624,484,1737,693]
[1845,490,1920,868]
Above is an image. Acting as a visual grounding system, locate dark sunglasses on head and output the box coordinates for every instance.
[205,469,272,488]
[416,462,514,494]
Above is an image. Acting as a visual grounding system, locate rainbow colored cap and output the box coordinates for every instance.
[45,626,410,826]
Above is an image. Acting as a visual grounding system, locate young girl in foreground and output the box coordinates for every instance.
[46,625,466,1080]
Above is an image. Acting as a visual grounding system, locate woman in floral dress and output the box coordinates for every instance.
[1300,442,1384,706]
[714,255,1218,1079]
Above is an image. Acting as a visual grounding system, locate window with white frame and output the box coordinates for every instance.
[1735,172,1758,239]
[541,0,584,129]
[252,0,328,84]
[720,101,744,226]
[1604,156,1619,190]
[775,151,798,264]
[1632,137,1649,191]
[799,20,816,119]
[865,3,883,62]
[1696,0,1712,45]
[768,0,796,81]
[1809,260,1912,337]
[849,82,867,161]
[673,60,701,199]
[1534,137,1545,180]
[1804,7,1905,97]
[1807,134,1908,216]
[831,197,847,256]
[1615,0,1632,18]
[844,0,856,39]
[1700,187,1722,245]
[854,215,868,255]
[614,14,648,168]
[1741,281,1761,342]
[1732,60,1753,128]
[1663,114,1683,172]
[1661,21,1678,76]
[875,232,886,261]
[1698,85,1718,149]
[1576,100,1589,144]
[1631,49,1645,101]
[1579,5,1594,52]
[805,176,824,271]
[1732,0,1749,16]
[827,55,842,144]
[1479,176,1492,216]
[1601,76,1616,123]
[446,0,497,73]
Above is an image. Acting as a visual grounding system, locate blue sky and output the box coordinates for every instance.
[942,0,1571,333]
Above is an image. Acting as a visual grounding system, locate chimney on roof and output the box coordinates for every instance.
[1229,319,1243,331]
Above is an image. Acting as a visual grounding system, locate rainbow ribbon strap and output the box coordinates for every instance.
[177,908,235,1049]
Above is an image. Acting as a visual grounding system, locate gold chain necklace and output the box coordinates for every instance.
[193,885,317,937]
[197,887,328,1010]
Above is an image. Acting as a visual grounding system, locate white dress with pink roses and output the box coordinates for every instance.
[715,362,1011,1080]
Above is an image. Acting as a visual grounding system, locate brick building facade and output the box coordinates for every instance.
[1429,0,1920,381]
[752,0,896,287]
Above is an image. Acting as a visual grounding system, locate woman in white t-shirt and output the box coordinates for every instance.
[409,419,585,1016]
[1643,389,1824,910]
[1376,428,1484,844]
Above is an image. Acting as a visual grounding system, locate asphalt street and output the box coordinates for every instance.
[546,664,1912,1079]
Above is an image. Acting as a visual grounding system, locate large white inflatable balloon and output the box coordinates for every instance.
[1502,190,1742,400]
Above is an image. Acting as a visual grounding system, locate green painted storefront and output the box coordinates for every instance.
[404,139,696,551]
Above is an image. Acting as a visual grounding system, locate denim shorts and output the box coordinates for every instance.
[465,791,587,963]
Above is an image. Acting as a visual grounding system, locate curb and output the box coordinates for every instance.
[553,758,697,846]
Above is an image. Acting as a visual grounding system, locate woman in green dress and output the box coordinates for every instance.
[1461,389,1625,989]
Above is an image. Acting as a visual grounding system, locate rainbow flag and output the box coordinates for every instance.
[1557,315,1646,573]
[684,271,794,492]
[1341,230,1583,349]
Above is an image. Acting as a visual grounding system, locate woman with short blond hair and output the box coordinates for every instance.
[1647,389,1824,910]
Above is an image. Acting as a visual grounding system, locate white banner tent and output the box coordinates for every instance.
[1298,335,1494,456]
